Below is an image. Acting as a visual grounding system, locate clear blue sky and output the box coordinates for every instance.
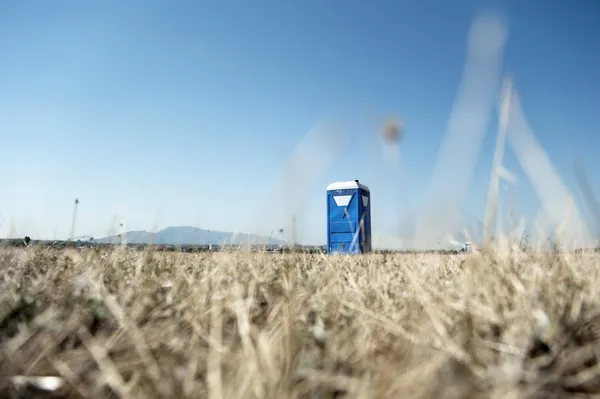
[1,0,598,245]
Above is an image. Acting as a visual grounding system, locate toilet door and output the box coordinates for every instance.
[328,190,358,252]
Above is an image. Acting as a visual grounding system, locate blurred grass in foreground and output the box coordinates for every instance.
[2,246,600,398]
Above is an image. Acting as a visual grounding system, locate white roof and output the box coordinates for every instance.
[326,180,370,192]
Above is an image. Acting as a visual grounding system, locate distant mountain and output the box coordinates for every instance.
[96,226,287,246]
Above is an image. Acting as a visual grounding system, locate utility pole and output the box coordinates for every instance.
[69,198,79,242]
[292,215,297,252]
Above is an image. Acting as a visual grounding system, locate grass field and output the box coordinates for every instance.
[2,246,600,398]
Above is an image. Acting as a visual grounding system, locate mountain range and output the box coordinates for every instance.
[95,226,287,246]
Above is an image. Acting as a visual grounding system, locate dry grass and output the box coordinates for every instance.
[2,246,600,398]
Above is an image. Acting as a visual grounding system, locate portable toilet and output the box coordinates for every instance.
[326,180,371,254]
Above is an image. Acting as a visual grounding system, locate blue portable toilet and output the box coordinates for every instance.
[326,180,371,254]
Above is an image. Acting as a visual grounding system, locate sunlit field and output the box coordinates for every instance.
[2,246,600,398]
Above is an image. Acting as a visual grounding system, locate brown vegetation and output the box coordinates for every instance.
[2,246,600,398]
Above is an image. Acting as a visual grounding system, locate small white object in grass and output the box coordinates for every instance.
[532,308,551,338]
[11,376,64,391]
[310,317,327,345]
